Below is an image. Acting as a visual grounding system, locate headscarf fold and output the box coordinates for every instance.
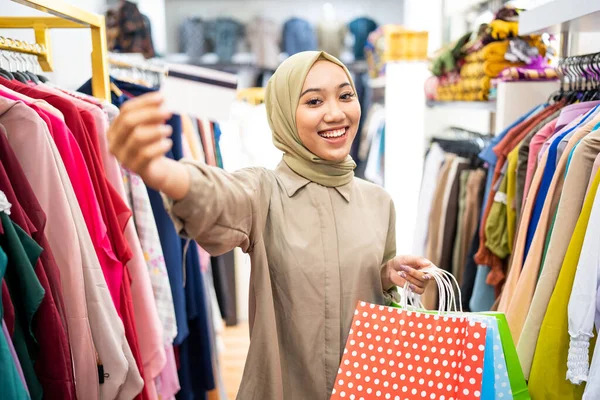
[265,51,357,187]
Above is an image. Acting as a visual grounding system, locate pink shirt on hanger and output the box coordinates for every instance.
[0,90,144,399]
[523,119,557,205]
[35,84,167,398]
[0,94,100,400]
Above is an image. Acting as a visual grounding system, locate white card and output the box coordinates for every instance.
[161,63,238,122]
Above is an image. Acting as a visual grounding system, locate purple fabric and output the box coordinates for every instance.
[3,320,29,396]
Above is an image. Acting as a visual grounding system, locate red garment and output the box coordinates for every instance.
[0,129,69,332]
[0,148,76,399]
[0,85,125,310]
[0,78,147,397]
[122,268,150,400]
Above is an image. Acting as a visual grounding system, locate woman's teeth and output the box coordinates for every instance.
[319,128,346,138]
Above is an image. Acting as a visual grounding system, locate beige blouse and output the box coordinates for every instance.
[163,160,396,400]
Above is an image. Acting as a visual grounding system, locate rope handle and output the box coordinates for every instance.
[400,265,463,315]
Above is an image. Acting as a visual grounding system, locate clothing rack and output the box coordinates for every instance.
[0,0,110,101]
[0,36,47,58]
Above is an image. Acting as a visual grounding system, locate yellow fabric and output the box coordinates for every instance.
[483,60,525,78]
[528,168,600,399]
[481,40,511,62]
[487,20,519,41]
[506,143,520,253]
[180,114,205,163]
[265,51,357,187]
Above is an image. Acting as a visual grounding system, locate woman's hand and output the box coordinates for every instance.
[381,255,433,295]
[107,92,190,199]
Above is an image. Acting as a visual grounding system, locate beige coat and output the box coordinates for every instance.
[164,160,396,399]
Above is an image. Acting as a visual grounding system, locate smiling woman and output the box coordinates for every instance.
[106,50,433,400]
[296,61,360,162]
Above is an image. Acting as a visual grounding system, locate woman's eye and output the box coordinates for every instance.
[340,92,356,100]
[307,98,322,106]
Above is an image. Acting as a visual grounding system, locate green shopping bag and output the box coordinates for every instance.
[479,312,530,400]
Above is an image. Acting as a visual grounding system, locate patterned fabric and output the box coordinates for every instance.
[107,0,155,58]
[122,168,178,344]
[180,18,206,59]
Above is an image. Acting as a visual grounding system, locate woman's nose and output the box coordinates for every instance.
[324,102,345,122]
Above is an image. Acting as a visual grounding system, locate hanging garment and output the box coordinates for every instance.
[506,143,520,254]
[90,78,218,399]
[568,161,600,388]
[522,118,556,204]
[282,18,317,56]
[0,96,99,399]
[1,317,29,399]
[15,82,149,399]
[413,143,446,257]
[0,133,75,400]
[0,212,45,400]
[524,106,600,261]
[439,160,472,273]
[48,85,168,398]
[452,170,471,280]
[586,152,600,197]
[457,169,486,285]
[413,143,444,255]
[469,104,547,311]
[0,82,143,399]
[423,154,456,309]
[498,150,549,313]
[122,169,178,345]
[247,16,281,70]
[485,161,510,260]
[505,115,600,342]
[506,122,578,342]
[348,17,378,60]
[518,113,600,378]
[528,168,600,399]
[475,104,562,290]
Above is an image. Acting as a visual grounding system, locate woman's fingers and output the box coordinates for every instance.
[387,270,426,294]
[124,124,173,150]
[108,92,171,151]
[397,264,431,283]
[129,137,173,172]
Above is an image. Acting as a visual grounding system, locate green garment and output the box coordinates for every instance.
[486,164,510,260]
[0,213,44,400]
[0,246,30,399]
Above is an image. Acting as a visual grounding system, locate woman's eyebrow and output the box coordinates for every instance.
[300,82,351,98]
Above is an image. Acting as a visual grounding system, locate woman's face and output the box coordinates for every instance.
[295,60,360,162]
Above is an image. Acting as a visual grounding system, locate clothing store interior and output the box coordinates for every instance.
[2,0,600,399]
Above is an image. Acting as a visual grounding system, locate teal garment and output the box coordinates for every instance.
[0,247,30,399]
[0,213,44,400]
[469,266,496,312]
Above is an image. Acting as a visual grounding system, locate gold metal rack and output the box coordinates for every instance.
[0,0,110,101]
[0,36,47,57]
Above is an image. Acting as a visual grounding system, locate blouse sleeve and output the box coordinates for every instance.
[162,160,271,256]
[567,176,600,384]
[382,198,400,304]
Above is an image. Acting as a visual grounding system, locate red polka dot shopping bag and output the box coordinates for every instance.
[332,268,488,400]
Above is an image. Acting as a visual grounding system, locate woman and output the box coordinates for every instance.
[108,51,432,399]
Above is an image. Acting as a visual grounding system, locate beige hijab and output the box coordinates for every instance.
[265,51,357,187]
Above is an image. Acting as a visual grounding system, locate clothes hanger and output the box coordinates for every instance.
[7,51,28,84]
[17,51,40,84]
[0,189,11,215]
